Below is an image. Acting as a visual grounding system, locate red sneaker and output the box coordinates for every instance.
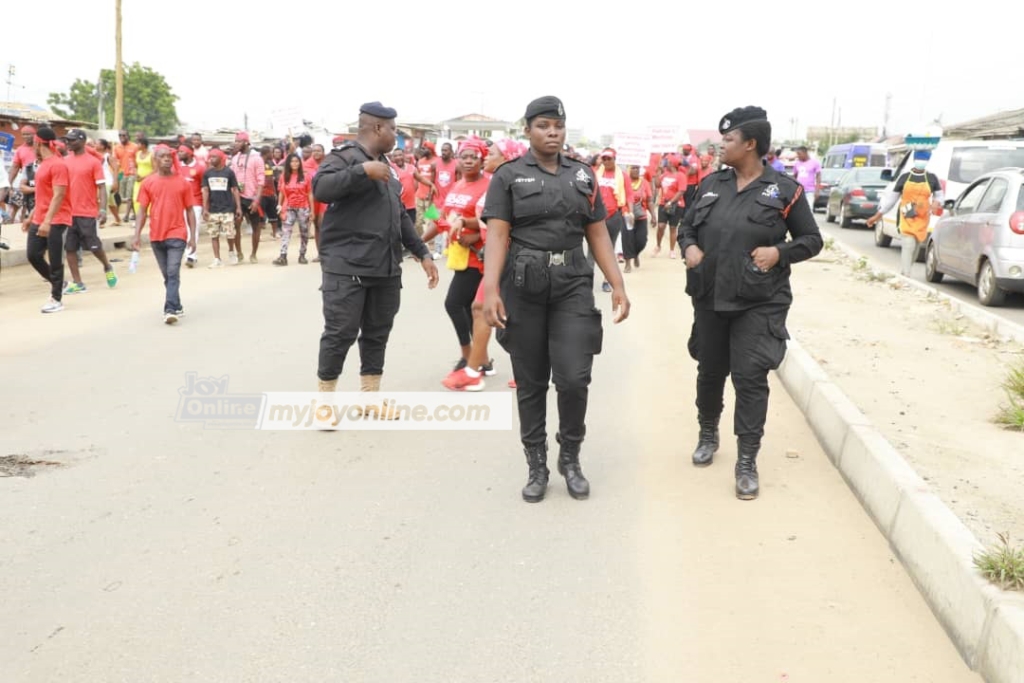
[508,379,517,389]
[442,368,485,392]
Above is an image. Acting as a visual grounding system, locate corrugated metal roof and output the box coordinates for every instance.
[0,101,87,125]
[944,108,1024,139]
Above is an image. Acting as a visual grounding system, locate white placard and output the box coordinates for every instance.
[612,132,652,167]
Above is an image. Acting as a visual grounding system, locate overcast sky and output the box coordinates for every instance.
[3,0,1019,142]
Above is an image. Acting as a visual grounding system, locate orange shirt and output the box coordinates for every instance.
[114,142,138,175]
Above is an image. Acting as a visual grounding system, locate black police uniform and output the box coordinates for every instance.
[680,113,822,497]
[312,103,431,384]
[481,97,608,501]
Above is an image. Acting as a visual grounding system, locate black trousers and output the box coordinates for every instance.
[621,217,648,259]
[497,245,603,448]
[445,268,483,347]
[318,273,402,380]
[694,304,790,441]
[27,223,68,301]
[586,210,624,268]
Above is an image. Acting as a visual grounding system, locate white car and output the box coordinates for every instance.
[874,140,1024,258]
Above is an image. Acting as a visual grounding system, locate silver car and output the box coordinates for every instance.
[925,167,1024,306]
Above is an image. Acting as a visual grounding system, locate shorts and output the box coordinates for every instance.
[261,195,279,222]
[65,217,103,252]
[658,204,681,228]
[119,175,135,201]
[207,213,236,239]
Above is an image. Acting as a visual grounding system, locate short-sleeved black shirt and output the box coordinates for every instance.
[680,166,823,312]
[481,150,607,251]
[202,167,239,214]
[894,170,942,194]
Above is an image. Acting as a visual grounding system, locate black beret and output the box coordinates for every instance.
[524,96,565,121]
[35,126,57,141]
[359,101,397,119]
[719,106,769,134]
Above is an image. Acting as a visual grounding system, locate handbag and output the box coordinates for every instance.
[446,241,471,271]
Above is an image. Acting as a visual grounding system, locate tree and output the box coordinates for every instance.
[48,63,179,136]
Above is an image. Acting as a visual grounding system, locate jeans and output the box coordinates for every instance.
[27,223,68,301]
[900,235,921,276]
[152,238,186,313]
[280,208,310,257]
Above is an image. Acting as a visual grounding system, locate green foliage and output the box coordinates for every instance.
[994,361,1024,431]
[47,63,179,136]
[974,533,1024,591]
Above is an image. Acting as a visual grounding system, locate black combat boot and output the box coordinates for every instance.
[556,435,590,500]
[691,414,720,467]
[522,444,549,503]
[735,437,760,500]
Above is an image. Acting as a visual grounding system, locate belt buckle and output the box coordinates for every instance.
[548,251,566,266]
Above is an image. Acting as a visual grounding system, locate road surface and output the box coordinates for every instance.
[0,237,980,682]
[815,212,1024,326]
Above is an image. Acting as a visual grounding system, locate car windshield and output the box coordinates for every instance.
[850,168,886,184]
[949,147,1024,184]
[821,168,846,182]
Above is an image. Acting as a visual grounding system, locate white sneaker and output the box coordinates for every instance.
[41,297,64,314]
[228,252,239,265]
[163,312,178,325]
[208,258,223,269]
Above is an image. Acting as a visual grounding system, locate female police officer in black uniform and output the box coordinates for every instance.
[680,106,822,500]
[480,96,631,503]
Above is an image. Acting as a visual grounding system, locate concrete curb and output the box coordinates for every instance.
[825,235,1024,345]
[777,338,1024,681]
[1,234,149,269]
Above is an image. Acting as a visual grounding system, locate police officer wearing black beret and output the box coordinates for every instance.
[312,101,439,395]
[680,106,822,500]
[481,96,631,503]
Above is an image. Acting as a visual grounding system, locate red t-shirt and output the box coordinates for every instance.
[138,174,195,242]
[392,162,417,209]
[632,178,652,214]
[179,160,207,205]
[32,156,73,226]
[683,152,701,185]
[659,171,687,205]
[279,174,312,210]
[441,176,490,271]
[415,158,436,200]
[64,152,106,218]
[434,157,459,206]
[14,144,36,173]
[597,168,634,215]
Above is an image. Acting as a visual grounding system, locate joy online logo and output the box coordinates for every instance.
[175,373,266,429]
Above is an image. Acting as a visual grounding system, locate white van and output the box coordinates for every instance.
[873,139,1024,250]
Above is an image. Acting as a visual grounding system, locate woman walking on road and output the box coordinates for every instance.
[274,153,314,266]
[680,106,822,500]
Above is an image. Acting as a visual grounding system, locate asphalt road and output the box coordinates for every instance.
[0,235,980,682]
[814,211,1024,326]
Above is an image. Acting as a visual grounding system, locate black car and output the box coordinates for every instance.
[815,167,847,211]
[825,167,888,227]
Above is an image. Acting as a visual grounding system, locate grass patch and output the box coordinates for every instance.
[853,256,869,272]
[824,237,836,251]
[995,361,1024,431]
[935,318,968,336]
[974,532,1024,591]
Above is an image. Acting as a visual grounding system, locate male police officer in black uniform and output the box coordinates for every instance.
[481,96,631,503]
[680,106,821,500]
[313,101,439,394]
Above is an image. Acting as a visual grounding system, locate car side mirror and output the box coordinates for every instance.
[880,168,893,182]
[943,199,955,210]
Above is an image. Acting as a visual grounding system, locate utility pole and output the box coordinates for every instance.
[830,97,837,147]
[114,0,124,130]
[5,64,19,102]
[882,92,892,139]
[97,72,106,130]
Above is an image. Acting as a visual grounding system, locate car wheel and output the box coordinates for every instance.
[825,202,836,223]
[839,203,853,228]
[874,218,892,248]
[925,241,944,283]
[977,259,1007,307]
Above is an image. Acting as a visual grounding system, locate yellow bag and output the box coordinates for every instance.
[446,241,470,271]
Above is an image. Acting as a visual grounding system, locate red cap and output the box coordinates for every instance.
[235,131,250,142]
[332,135,346,145]
[423,141,436,153]
[22,125,36,135]
[210,148,227,162]
[600,148,616,159]
[178,145,192,155]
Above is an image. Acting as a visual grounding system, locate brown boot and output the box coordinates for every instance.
[318,378,338,392]
[360,374,399,419]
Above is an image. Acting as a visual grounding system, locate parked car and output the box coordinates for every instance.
[815,167,848,210]
[874,140,1024,256]
[924,168,1024,306]
[825,167,888,227]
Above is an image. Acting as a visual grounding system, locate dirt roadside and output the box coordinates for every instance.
[787,242,1024,546]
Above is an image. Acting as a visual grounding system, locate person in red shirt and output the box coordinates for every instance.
[304,144,327,261]
[132,146,197,325]
[273,153,314,265]
[681,143,701,209]
[178,145,206,267]
[443,138,527,392]
[62,129,118,293]
[390,148,437,230]
[654,154,687,258]
[592,148,634,292]
[22,126,72,313]
[414,143,438,240]
[436,138,490,379]
[259,145,281,240]
[621,165,653,272]
[8,125,38,222]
